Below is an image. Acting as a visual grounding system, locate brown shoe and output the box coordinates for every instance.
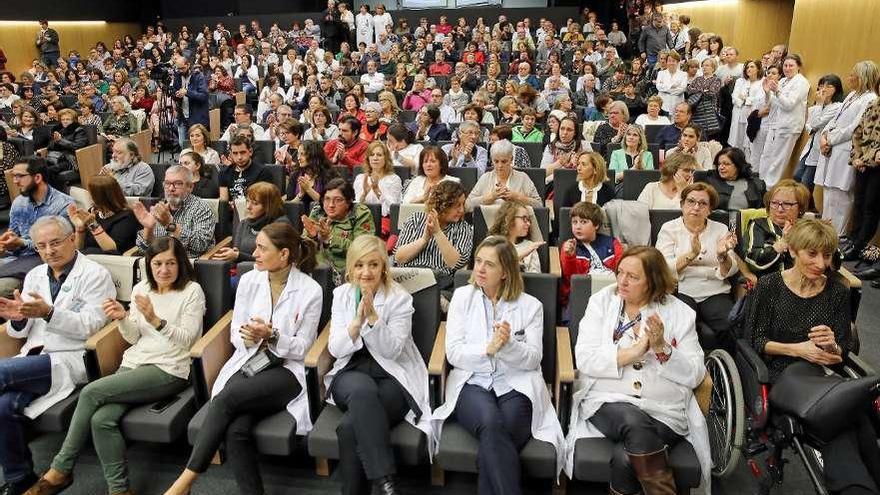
[111,491,135,495]
[628,447,677,495]
[22,474,73,495]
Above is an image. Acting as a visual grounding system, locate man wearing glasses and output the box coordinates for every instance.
[0,215,115,495]
[0,157,74,299]
[132,165,215,258]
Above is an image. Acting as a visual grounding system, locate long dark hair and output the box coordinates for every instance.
[298,140,337,183]
[260,222,318,274]
[145,237,197,291]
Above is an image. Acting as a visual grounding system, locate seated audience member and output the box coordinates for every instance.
[337,92,366,125]
[748,218,880,493]
[0,128,20,207]
[701,147,766,210]
[359,101,389,142]
[401,146,461,204]
[180,123,221,166]
[402,74,432,111]
[98,96,139,144]
[541,116,587,184]
[442,121,488,175]
[302,178,374,283]
[220,104,267,141]
[559,151,615,209]
[512,107,545,143]
[273,119,303,168]
[0,216,115,495]
[635,95,672,127]
[386,124,424,173]
[219,134,274,203]
[165,223,322,495]
[656,182,739,348]
[394,180,473,295]
[132,165,216,258]
[407,105,452,143]
[212,182,291,263]
[744,179,809,279]
[67,175,139,254]
[324,117,369,171]
[302,106,340,141]
[433,236,564,495]
[656,101,692,150]
[489,201,545,273]
[180,151,220,199]
[665,123,712,170]
[609,125,654,183]
[99,138,155,197]
[287,140,339,212]
[488,125,532,169]
[354,141,402,219]
[638,153,697,209]
[466,139,541,211]
[566,246,709,495]
[27,237,204,495]
[560,201,623,313]
[325,234,434,495]
[0,158,74,297]
[592,100,630,147]
[46,108,89,175]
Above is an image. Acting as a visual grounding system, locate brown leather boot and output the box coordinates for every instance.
[628,447,676,495]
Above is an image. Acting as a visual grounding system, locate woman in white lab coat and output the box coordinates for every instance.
[164,223,322,495]
[655,52,688,114]
[372,4,393,46]
[758,54,810,188]
[814,60,879,237]
[433,236,565,495]
[729,60,765,154]
[563,246,709,495]
[355,4,373,47]
[326,234,434,495]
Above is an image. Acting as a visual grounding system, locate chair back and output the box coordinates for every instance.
[552,168,579,217]
[644,125,663,144]
[87,255,143,302]
[284,201,304,232]
[193,259,234,329]
[252,141,276,165]
[264,164,286,191]
[515,167,547,198]
[391,203,425,235]
[568,274,616,341]
[69,187,94,210]
[447,167,478,195]
[364,203,382,237]
[622,169,661,201]
[519,142,544,170]
[237,261,334,329]
[149,163,170,198]
[390,267,441,363]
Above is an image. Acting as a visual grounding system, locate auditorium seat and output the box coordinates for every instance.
[472,205,550,272]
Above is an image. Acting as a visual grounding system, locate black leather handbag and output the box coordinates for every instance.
[769,361,880,443]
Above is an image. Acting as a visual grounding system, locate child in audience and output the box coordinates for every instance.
[559,201,623,320]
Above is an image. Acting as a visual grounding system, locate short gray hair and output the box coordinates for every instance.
[29,215,73,240]
[458,120,480,137]
[364,101,381,113]
[165,165,194,184]
[490,139,514,160]
[111,95,131,113]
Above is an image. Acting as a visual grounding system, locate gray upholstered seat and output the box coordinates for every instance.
[436,422,557,478]
[188,402,299,457]
[31,389,81,433]
[122,388,197,443]
[573,437,702,488]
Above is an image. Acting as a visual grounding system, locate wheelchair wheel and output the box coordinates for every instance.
[706,348,744,478]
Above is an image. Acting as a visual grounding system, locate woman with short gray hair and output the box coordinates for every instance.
[465,139,541,211]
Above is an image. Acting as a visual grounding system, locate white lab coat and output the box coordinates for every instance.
[766,73,810,134]
[6,253,115,419]
[729,78,764,151]
[563,284,710,494]
[656,69,688,114]
[814,91,878,192]
[372,13,393,44]
[326,282,436,456]
[432,284,565,474]
[353,172,403,216]
[356,12,373,47]
[211,267,322,435]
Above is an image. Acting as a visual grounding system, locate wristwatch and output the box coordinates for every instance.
[87,221,101,232]
[155,319,167,331]
[165,222,178,233]
[268,328,280,345]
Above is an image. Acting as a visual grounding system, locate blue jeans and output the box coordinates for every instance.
[0,354,52,483]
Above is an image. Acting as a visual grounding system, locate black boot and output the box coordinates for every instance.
[372,475,400,495]
[0,473,39,495]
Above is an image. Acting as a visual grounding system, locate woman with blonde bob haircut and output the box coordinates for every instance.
[327,234,435,495]
[433,236,565,495]
[564,245,710,495]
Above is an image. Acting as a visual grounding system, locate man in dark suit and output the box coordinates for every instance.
[171,56,209,150]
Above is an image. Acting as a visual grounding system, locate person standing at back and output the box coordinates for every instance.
[35,20,60,68]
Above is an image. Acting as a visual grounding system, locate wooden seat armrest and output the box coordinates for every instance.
[550,247,561,276]
[305,323,334,405]
[0,327,25,358]
[200,237,232,260]
[839,266,862,289]
[190,311,234,395]
[85,321,130,377]
[305,322,332,369]
[123,246,140,256]
[428,322,447,376]
[555,326,575,410]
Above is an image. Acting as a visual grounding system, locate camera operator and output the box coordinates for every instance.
[171,56,209,150]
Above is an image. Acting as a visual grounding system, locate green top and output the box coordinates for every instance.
[512,126,544,143]
[609,149,654,173]
[307,202,375,274]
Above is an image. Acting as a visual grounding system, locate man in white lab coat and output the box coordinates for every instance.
[0,215,115,495]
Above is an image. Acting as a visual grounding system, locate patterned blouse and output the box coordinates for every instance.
[852,97,880,164]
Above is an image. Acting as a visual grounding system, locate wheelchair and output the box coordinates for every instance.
[702,295,880,495]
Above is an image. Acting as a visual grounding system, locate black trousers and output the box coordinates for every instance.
[591,402,684,495]
[331,354,410,495]
[820,411,880,495]
[676,292,734,351]
[187,367,301,495]
[454,384,533,495]
[849,167,880,250]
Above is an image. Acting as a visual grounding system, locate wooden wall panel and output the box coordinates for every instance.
[0,22,141,76]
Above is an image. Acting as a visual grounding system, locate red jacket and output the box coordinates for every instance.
[360,122,388,142]
[324,138,368,171]
[560,234,624,309]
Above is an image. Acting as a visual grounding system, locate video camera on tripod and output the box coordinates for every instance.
[150,62,179,157]
[149,62,175,90]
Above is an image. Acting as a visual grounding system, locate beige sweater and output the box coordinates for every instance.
[118,280,206,379]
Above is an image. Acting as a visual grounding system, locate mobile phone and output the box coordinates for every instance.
[149,395,180,414]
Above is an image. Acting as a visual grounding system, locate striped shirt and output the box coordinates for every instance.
[394,212,474,275]
[136,194,216,257]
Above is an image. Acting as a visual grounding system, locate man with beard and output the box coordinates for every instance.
[99,138,155,197]
[219,134,273,203]
[171,55,209,149]
[132,165,214,257]
[324,117,368,172]
[0,157,74,298]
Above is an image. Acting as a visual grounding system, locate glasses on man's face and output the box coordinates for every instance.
[684,197,709,209]
[35,234,72,252]
[11,173,32,180]
[164,180,186,189]
[769,200,798,210]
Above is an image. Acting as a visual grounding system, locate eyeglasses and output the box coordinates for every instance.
[684,198,710,209]
[514,215,532,223]
[323,196,346,205]
[35,234,72,252]
[769,200,799,210]
[164,180,187,189]
[11,173,32,180]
